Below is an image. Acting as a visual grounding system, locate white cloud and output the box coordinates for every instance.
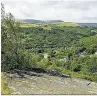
[2,0,97,22]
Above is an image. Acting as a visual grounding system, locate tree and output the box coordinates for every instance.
[1,3,22,71]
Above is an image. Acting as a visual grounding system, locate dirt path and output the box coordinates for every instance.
[6,73,97,95]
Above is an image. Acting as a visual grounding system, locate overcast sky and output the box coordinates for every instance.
[2,0,97,23]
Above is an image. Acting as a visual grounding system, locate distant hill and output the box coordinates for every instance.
[78,23,97,27]
[19,19,44,23]
[44,20,64,23]
[19,19,64,24]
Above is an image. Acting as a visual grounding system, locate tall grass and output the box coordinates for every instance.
[1,72,13,94]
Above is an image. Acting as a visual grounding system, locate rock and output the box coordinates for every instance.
[14,69,43,77]
[46,69,60,76]
[26,71,40,76]
[8,74,13,79]
[87,82,91,86]
[61,74,71,78]
[7,73,22,79]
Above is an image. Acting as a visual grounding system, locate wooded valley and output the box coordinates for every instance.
[1,3,97,94]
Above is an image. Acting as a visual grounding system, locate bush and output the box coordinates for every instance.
[37,59,52,69]
[73,65,82,72]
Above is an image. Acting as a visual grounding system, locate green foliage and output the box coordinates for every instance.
[1,3,97,83]
[1,3,37,71]
[37,59,52,69]
[70,55,97,72]
[78,35,97,54]
[21,26,96,50]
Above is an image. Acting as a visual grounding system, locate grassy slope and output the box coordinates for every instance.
[55,22,80,27]
[20,22,80,28]
[20,23,39,27]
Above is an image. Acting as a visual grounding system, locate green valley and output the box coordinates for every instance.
[1,2,97,95]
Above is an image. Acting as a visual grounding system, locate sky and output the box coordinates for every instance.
[2,0,97,23]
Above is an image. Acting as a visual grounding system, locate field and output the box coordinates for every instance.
[20,23,39,28]
[20,22,80,29]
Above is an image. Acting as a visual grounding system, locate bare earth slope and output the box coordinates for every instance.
[6,73,97,95]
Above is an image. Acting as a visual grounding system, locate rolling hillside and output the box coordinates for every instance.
[20,22,80,28]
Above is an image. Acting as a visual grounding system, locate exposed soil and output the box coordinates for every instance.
[5,73,97,95]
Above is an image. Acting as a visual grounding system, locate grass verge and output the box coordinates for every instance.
[1,72,13,95]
